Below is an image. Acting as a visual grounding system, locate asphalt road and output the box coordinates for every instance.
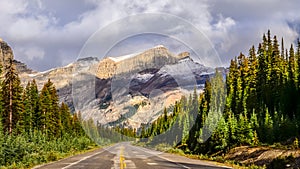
[33,142,231,169]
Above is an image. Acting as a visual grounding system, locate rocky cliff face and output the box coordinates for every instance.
[0,39,35,75]
[19,57,99,90]
[0,39,216,128]
[0,39,14,71]
[13,60,35,74]
[97,45,187,79]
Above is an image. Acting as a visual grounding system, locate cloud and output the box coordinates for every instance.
[21,47,45,61]
[0,0,299,70]
[209,0,300,58]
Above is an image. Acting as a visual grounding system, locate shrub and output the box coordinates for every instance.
[267,155,294,169]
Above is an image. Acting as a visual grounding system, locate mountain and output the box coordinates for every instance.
[0,39,215,128]
[0,39,14,71]
[19,56,99,90]
[71,46,214,128]
[97,45,189,78]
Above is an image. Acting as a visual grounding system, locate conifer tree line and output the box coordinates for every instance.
[0,58,84,137]
[186,30,300,153]
[0,58,94,168]
[117,30,300,154]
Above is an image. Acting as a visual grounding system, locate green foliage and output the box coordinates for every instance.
[293,138,299,149]
[0,61,94,168]
[0,131,94,168]
[267,155,295,169]
[1,58,23,134]
[2,30,300,168]
[101,30,300,161]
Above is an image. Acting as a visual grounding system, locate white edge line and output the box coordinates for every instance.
[62,144,116,169]
[133,145,232,169]
[132,145,190,169]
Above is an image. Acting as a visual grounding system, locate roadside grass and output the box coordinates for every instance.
[133,142,265,169]
[0,134,99,169]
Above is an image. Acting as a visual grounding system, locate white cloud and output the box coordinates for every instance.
[22,47,45,61]
[0,0,27,15]
[0,0,299,70]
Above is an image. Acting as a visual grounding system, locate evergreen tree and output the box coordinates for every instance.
[269,36,281,113]
[1,58,23,134]
[297,39,300,90]
[236,113,253,145]
[38,80,61,137]
[247,46,258,112]
[0,114,4,164]
[39,83,51,135]
[60,102,72,134]
[0,66,3,133]
[210,117,228,152]
[29,80,39,130]
[262,108,274,143]
[22,82,33,133]
[227,111,238,148]
[286,45,298,118]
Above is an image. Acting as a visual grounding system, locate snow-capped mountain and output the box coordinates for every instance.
[1,40,217,128]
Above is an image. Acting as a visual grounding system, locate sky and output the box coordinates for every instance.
[0,0,300,71]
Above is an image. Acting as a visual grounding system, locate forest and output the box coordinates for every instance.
[0,59,95,168]
[111,30,300,155]
[2,30,300,168]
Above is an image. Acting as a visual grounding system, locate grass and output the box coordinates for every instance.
[133,141,265,169]
[0,133,98,169]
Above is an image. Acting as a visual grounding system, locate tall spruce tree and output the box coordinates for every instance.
[39,79,61,138]
[29,80,39,130]
[60,102,72,134]
[2,58,23,134]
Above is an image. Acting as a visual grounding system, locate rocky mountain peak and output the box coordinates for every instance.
[0,39,35,75]
[0,39,14,71]
[96,46,191,79]
[177,52,190,60]
[0,40,214,128]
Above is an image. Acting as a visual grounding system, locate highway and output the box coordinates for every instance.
[34,142,231,169]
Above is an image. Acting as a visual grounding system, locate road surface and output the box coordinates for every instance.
[33,142,231,169]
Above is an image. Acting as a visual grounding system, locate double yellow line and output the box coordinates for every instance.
[119,146,126,169]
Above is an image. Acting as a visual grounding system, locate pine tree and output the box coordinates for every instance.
[237,112,253,145]
[297,39,300,90]
[267,36,281,113]
[286,45,298,118]
[225,59,237,115]
[0,113,4,164]
[60,102,72,134]
[227,111,238,148]
[72,111,84,136]
[288,44,297,86]
[39,84,51,135]
[263,108,274,143]
[40,79,62,138]
[211,117,228,152]
[2,58,23,134]
[238,53,250,114]
[247,46,258,112]
[29,80,39,130]
[0,65,4,132]
[22,82,33,133]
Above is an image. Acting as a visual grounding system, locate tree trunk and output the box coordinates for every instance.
[9,80,12,134]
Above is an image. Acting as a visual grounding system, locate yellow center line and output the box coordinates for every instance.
[120,146,126,169]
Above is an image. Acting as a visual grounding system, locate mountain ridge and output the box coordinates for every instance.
[96,45,190,79]
[0,39,215,128]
